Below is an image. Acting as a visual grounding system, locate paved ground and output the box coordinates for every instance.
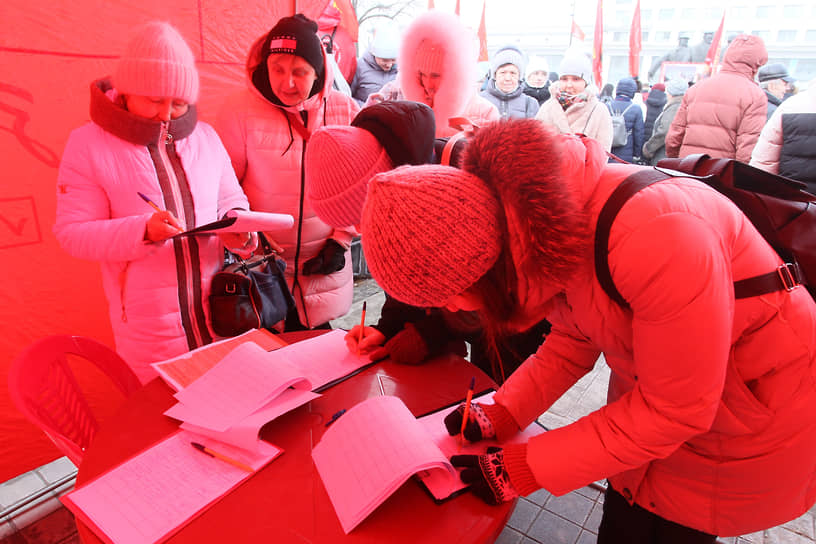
[3,277,814,543]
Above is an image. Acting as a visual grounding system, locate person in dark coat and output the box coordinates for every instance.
[643,83,667,140]
[522,56,550,106]
[480,46,540,119]
[608,77,644,163]
[757,63,793,120]
[642,78,687,165]
[350,25,400,106]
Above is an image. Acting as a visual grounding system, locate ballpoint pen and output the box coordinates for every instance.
[137,191,162,213]
[325,408,347,427]
[459,376,476,448]
[191,442,253,472]
[356,301,367,356]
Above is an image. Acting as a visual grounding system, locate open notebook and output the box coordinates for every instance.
[61,429,281,544]
[312,393,546,534]
[162,330,374,454]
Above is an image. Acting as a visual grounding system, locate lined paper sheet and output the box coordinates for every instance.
[179,388,320,453]
[62,430,281,544]
[312,396,457,534]
[416,392,547,501]
[151,329,287,391]
[169,342,312,431]
[270,329,373,389]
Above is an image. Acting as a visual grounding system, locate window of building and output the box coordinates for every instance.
[613,31,628,42]
[806,29,816,42]
[681,8,696,19]
[751,30,771,41]
[641,9,652,20]
[729,6,748,18]
[655,31,672,42]
[658,8,674,20]
[777,30,797,42]
[705,8,721,18]
[755,5,773,17]
[783,5,802,18]
[616,10,629,23]
[642,31,650,42]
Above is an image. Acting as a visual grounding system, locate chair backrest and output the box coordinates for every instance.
[7,335,141,466]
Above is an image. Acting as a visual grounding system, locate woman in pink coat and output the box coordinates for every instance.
[216,14,359,331]
[365,10,499,137]
[54,22,255,383]
[360,119,816,542]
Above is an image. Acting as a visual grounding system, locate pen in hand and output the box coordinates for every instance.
[191,442,253,473]
[138,191,183,234]
[459,377,476,448]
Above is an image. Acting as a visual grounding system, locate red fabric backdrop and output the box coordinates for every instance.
[0,0,331,482]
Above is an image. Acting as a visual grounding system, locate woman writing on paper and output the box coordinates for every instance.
[359,119,816,542]
[54,22,256,383]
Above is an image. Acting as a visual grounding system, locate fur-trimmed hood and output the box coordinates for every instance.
[463,119,606,290]
[398,10,478,137]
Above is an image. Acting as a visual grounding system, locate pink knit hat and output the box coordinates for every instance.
[113,21,199,104]
[361,164,502,307]
[305,126,393,228]
[415,39,445,74]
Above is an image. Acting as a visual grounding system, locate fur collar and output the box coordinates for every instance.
[89,78,197,145]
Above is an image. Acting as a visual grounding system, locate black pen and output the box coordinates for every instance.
[325,409,347,427]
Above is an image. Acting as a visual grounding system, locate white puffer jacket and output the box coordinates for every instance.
[54,80,251,383]
[216,34,359,328]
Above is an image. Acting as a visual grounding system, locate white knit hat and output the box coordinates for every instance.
[558,49,592,82]
[525,56,549,79]
[113,21,199,104]
[490,47,525,77]
[370,24,400,59]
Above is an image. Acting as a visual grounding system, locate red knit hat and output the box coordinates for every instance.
[305,126,393,228]
[415,39,445,74]
[361,165,502,307]
[113,21,199,104]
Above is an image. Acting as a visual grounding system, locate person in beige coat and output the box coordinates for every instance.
[535,49,612,150]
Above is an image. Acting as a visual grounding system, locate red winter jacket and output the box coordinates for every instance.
[495,134,816,536]
[665,35,768,163]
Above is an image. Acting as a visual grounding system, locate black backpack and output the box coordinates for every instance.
[595,154,816,309]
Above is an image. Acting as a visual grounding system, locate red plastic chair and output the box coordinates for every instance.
[8,335,141,467]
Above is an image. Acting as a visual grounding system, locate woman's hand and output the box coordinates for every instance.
[145,211,183,242]
[219,231,258,258]
[345,326,386,356]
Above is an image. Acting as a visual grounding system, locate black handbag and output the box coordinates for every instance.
[209,233,295,337]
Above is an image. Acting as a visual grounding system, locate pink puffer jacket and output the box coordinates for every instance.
[216,35,359,328]
[494,134,816,536]
[54,80,251,383]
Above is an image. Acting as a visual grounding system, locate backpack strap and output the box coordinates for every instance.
[594,168,673,309]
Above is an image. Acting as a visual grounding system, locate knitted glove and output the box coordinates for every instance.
[444,401,520,443]
[369,323,430,365]
[443,402,496,443]
[450,447,518,505]
[302,239,346,276]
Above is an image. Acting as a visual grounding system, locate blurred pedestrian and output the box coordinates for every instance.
[350,23,400,106]
[480,45,539,119]
[642,78,687,165]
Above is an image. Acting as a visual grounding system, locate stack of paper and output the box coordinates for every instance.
[164,341,320,453]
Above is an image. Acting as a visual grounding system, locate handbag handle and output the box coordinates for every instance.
[223,232,278,272]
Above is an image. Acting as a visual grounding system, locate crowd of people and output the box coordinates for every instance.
[54,11,816,544]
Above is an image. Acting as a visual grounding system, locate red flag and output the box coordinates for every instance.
[571,20,585,41]
[428,0,434,9]
[592,0,603,87]
[477,1,488,62]
[705,12,726,72]
[628,0,641,77]
[455,0,460,15]
[330,0,358,41]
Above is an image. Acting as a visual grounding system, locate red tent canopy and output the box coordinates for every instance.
[0,0,330,482]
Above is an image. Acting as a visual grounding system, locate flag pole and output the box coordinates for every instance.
[569,0,576,46]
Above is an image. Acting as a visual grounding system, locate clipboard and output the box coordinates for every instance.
[174,210,294,237]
